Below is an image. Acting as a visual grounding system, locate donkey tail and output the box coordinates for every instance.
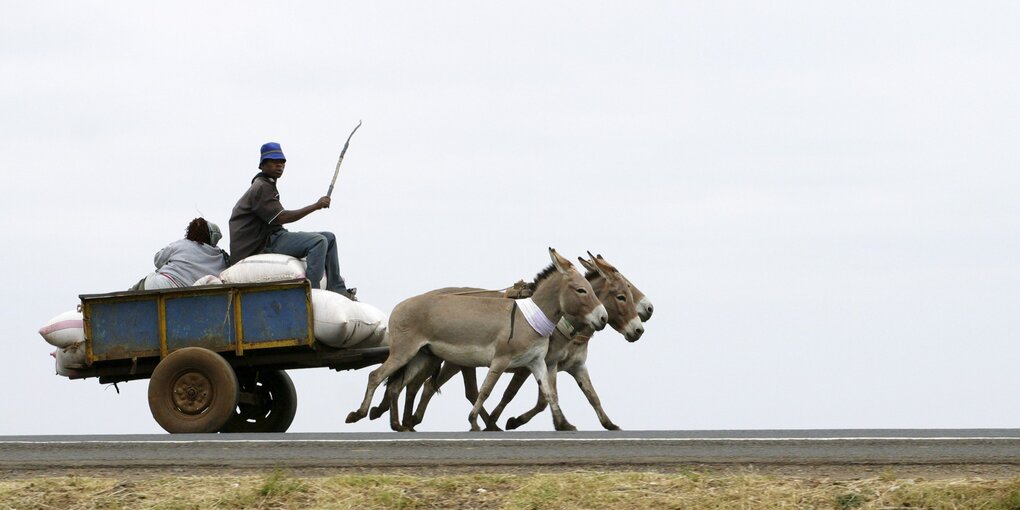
[384,365,406,389]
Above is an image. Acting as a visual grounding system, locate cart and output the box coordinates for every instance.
[65,280,388,433]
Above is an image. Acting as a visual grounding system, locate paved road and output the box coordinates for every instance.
[4,430,1020,469]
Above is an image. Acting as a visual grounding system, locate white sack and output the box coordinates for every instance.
[39,310,84,348]
[220,254,306,284]
[53,340,87,377]
[311,289,386,348]
[52,351,76,377]
[193,274,223,286]
[297,259,328,289]
[356,324,389,348]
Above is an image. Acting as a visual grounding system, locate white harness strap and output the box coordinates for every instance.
[515,298,556,337]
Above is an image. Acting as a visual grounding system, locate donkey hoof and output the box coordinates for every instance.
[345,411,363,423]
[506,417,524,430]
[369,406,386,420]
[605,423,622,431]
[556,423,577,432]
[484,423,504,432]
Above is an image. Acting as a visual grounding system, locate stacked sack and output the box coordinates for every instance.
[310,289,387,348]
[216,253,326,288]
[217,254,386,348]
[39,309,87,376]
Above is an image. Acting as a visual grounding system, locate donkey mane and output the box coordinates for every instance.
[533,264,559,286]
[583,269,601,282]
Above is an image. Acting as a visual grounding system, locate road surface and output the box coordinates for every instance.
[3,430,1020,471]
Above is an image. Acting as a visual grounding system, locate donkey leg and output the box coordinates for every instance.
[411,361,461,426]
[401,382,422,431]
[368,393,391,421]
[346,341,424,423]
[400,356,439,431]
[529,359,575,431]
[371,367,408,420]
[387,352,437,431]
[489,369,530,429]
[459,368,498,431]
[505,386,548,431]
[570,364,620,431]
[371,365,409,420]
[469,360,510,432]
[384,380,405,431]
[508,363,561,430]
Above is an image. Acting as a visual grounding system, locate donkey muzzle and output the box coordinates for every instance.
[586,304,609,331]
[638,298,654,322]
[623,317,644,342]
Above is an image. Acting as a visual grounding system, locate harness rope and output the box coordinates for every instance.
[447,287,511,296]
[507,301,517,342]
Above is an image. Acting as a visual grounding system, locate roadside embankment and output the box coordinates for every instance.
[4,467,1020,509]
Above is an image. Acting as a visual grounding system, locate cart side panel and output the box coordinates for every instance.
[89,299,160,361]
[240,286,310,346]
[165,293,236,352]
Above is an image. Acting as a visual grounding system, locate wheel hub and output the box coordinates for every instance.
[171,372,213,414]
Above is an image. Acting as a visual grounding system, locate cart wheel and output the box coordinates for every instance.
[220,369,298,433]
[147,347,239,434]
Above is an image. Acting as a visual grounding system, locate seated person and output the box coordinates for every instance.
[130,218,230,290]
[228,142,356,300]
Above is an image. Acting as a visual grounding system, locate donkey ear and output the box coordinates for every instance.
[577,256,597,272]
[549,247,573,275]
[593,254,619,274]
[591,255,612,280]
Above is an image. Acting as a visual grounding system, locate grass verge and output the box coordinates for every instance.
[3,469,1020,509]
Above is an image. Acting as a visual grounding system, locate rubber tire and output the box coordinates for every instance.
[148,347,239,434]
[220,369,298,433]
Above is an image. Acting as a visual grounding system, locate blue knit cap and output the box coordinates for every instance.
[260,142,286,163]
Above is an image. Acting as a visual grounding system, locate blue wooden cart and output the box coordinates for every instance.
[69,280,388,433]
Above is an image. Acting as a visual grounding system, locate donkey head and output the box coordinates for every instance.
[549,248,608,331]
[584,253,653,322]
[578,253,644,342]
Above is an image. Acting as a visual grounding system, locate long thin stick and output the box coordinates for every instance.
[327,120,362,197]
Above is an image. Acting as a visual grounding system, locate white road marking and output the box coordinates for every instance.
[3,436,1019,445]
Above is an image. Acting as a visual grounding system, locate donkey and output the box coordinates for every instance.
[396,253,648,431]
[496,254,648,430]
[346,248,608,431]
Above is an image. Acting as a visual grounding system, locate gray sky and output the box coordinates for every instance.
[4,2,1019,435]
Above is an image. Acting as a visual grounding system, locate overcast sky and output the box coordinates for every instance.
[4,2,1019,435]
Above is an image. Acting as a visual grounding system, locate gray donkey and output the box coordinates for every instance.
[492,254,648,430]
[346,248,608,431]
[409,254,648,431]
[373,253,651,432]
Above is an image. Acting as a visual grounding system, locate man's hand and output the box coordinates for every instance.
[276,196,332,225]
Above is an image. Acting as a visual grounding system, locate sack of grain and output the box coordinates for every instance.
[356,324,389,348]
[220,254,306,283]
[52,342,87,376]
[193,274,223,286]
[311,289,386,348]
[39,310,85,348]
[57,341,87,368]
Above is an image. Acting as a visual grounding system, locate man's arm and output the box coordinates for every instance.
[153,242,175,268]
[274,196,331,225]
